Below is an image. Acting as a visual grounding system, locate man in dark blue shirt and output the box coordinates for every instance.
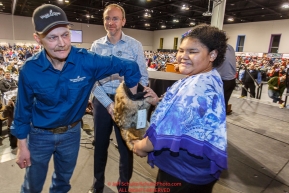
[11,4,140,193]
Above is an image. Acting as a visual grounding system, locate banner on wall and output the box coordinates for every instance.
[266,53,283,58]
[246,53,263,57]
[282,54,289,59]
[235,52,243,56]
[235,52,263,57]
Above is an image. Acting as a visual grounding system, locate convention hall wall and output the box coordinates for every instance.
[0,14,154,50]
[0,14,288,53]
[153,19,289,53]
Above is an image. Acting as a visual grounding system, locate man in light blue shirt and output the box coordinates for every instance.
[89,3,148,193]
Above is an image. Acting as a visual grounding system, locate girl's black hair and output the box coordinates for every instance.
[181,24,228,67]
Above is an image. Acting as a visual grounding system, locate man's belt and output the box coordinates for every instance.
[41,120,80,134]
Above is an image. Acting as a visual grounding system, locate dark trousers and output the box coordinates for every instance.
[222,79,236,112]
[8,126,17,148]
[241,82,256,98]
[0,120,2,136]
[155,169,217,193]
[92,96,133,193]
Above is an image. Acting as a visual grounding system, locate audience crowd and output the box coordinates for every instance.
[1,44,289,78]
[144,50,177,71]
[0,44,288,110]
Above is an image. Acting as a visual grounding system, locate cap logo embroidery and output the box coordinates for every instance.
[40,9,61,19]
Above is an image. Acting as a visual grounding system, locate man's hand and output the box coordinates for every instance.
[273,86,278,90]
[85,100,93,115]
[107,102,115,120]
[16,139,31,169]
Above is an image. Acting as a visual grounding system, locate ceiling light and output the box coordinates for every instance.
[282,3,289,8]
[58,0,63,2]
[173,19,179,22]
[202,0,212,16]
[203,11,212,16]
[0,2,3,6]
[161,25,166,28]
[145,23,150,26]
[190,22,196,25]
[144,12,151,17]
[65,0,69,2]
[181,5,189,10]
[86,14,90,18]
[228,18,234,21]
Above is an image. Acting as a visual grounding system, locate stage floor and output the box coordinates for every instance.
[1,84,289,193]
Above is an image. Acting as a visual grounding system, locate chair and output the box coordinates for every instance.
[165,63,179,73]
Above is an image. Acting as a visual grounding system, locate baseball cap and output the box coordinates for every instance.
[32,4,71,34]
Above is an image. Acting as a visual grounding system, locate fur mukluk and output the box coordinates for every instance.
[114,82,151,151]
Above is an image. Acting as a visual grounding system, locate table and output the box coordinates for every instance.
[148,71,185,97]
[148,71,185,120]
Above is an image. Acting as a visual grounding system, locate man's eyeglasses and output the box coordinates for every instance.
[104,17,121,23]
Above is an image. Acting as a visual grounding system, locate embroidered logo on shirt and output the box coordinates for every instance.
[117,51,122,57]
[40,10,61,19]
[69,76,86,82]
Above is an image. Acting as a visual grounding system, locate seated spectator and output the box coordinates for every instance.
[17,50,25,61]
[149,62,157,69]
[7,62,18,74]
[267,63,279,78]
[0,50,4,63]
[24,49,33,60]
[0,68,4,80]
[0,101,3,140]
[267,72,286,105]
[2,96,17,148]
[156,62,165,71]
[0,71,18,93]
[279,66,286,76]
[147,57,152,68]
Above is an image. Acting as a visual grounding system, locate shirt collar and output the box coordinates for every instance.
[104,32,127,45]
[32,46,77,71]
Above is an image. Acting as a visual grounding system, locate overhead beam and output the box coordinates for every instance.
[247,0,281,15]
[12,0,17,15]
[20,0,28,14]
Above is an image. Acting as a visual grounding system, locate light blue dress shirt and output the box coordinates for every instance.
[91,32,149,108]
